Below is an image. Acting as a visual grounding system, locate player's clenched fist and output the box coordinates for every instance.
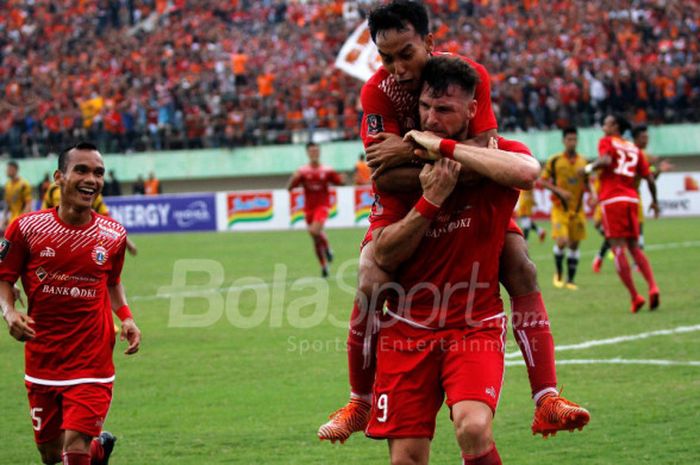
[419,158,461,205]
[404,129,442,160]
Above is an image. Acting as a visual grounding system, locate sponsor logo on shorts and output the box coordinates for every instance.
[40,247,55,258]
[41,285,97,299]
[485,386,497,399]
[92,246,108,265]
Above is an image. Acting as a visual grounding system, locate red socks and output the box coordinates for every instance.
[63,451,90,465]
[613,246,639,299]
[462,444,502,465]
[347,300,378,396]
[313,237,327,267]
[511,292,558,400]
[629,246,657,290]
[90,438,104,464]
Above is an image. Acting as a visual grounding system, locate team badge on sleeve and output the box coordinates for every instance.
[92,246,108,265]
[366,114,384,135]
[0,239,10,260]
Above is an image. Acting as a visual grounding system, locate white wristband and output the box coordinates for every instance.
[584,163,594,175]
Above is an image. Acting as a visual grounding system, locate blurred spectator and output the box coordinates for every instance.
[144,172,162,195]
[133,175,146,195]
[353,153,371,185]
[37,174,51,203]
[1,0,698,159]
[103,170,123,197]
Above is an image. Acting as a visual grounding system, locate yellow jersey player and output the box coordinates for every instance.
[3,161,33,232]
[516,189,546,242]
[540,127,589,289]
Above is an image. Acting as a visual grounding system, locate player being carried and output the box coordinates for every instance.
[287,142,346,278]
[318,0,589,444]
[539,127,589,290]
[366,54,539,465]
[1,142,142,465]
[585,115,660,312]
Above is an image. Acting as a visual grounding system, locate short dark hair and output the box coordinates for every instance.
[632,125,648,139]
[58,142,99,173]
[368,0,430,43]
[305,141,318,150]
[606,114,631,135]
[7,161,18,169]
[421,56,479,99]
[562,126,578,138]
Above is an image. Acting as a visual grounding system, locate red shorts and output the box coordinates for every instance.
[305,206,329,225]
[366,316,507,440]
[507,217,523,236]
[25,382,113,443]
[601,201,639,239]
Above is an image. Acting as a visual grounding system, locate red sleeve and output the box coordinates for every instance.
[497,138,532,157]
[598,136,613,158]
[0,219,28,284]
[329,170,343,185]
[360,83,402,148]
[107,238,127,287]
[289,171,303,189]
[637,150,651,178]
[468,61,497,137]
[369,190,413,229]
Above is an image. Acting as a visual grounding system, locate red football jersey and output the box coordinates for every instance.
[598,136,651,202]
[290,164,342,211]
[0,209,127,385]
[371,138,528,329]
[360,53,497,148]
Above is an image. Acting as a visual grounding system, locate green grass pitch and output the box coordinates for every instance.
[1,218,699,464]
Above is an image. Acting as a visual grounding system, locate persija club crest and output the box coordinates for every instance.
[92,246,108,265]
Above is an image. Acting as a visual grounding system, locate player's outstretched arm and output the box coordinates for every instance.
[0,280,35,341]
[404,130,540,190]
[108,283,141,355]
[286,171,301,191]
[374,159,460,272]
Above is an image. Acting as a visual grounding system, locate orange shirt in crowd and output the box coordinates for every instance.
[144,178,161,196]
[231,52,248,76]
[354,160,371,185]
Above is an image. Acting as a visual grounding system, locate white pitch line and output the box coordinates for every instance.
[529,239,700,261]
[505,324,700,359]
[506,358,700,367]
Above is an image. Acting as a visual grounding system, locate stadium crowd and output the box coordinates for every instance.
[1,0,699,158]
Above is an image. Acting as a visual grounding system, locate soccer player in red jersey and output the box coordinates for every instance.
[318,0,588,443]
[287,142,345,277]
[366,55,540,465]
[0,142,142,465]
[587,115,660,312]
